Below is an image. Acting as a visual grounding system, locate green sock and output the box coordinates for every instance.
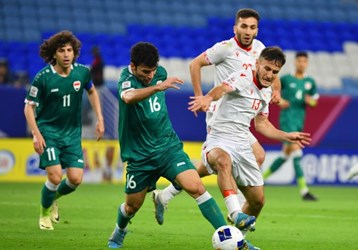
[293,157,308,192]
[117,203,134,229]
[263,157,286,179]
[55,179,77,200]
[198,196,226,229]
[41,184,56,209]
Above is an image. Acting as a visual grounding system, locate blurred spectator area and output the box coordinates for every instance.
[0,0,357,93]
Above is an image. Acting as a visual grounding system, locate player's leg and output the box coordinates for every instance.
[108,188,148,248]
[239,185,265,218]
[175,169,226,229]
[109,163,153,248]
[262,145,288,180]
[348,163,358,180]
[205,147,255,230]
[249,133,266,167]
[235,134,265,211]
[52,142,85,223]
[40,164,62,230]
[289,144,317,201]
[152,160,210,225]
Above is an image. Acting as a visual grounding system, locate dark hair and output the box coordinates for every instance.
[130,42,159,67]
[295,51,308,58]
[235,8,260,24]
[259,46,286,67]
[40,30,81,65]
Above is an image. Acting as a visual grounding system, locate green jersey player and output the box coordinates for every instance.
[107,42,226,249]
[263,51,319,201]
[24,31,105,230]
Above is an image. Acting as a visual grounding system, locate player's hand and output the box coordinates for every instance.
[33,133,46,155]
[188,95,212,117]
[270,89,281,104]
[278,98,290,109]
[286,132,311,148]
[95,119,105,141]
[158,77,184,91]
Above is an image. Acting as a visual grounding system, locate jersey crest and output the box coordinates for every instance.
[73,81,81,91]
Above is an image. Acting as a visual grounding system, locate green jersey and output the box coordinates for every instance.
[279,74,318,132]
[25,63,92,144]
[117,65,181,163]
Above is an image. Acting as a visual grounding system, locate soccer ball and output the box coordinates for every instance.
[212,225,244,250]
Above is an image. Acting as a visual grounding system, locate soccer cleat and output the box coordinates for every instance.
[302,192,318,201]
[39,206,54,230]
[348,164,358,180]
[39,216,54,230]
[242,239,261,250]
[108,225,127,248]
[152,189,166,225]
[235,212,256,232]
[51,200,60,224]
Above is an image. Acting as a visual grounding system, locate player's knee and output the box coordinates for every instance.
[67,175,83,186]
[125,202,141,215]
[47,174,62,185]
[183,180,206,197]
[255,150,266,167]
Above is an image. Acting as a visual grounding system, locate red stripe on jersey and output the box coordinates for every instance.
[252,71,263,90]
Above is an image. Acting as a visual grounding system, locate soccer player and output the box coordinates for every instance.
[262,51,319,201]
[107,42,227,249]
[188,47,310,250]
[153,8,279,228]
[24,30,105,230]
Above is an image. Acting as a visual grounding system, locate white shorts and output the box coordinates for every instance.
[201,136,263,187]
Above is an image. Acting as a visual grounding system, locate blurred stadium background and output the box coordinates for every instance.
[0,0,357,186]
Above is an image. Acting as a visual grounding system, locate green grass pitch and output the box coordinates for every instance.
[0,182,357,249]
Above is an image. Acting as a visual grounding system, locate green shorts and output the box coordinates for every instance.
[39,138,84,169]
[124,144,195,194]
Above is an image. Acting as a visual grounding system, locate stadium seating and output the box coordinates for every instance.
[0,0,357,93]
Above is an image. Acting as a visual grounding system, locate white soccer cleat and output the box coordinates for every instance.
[39,215,54,230]
[348,163,358,180]
[51,200,60,224]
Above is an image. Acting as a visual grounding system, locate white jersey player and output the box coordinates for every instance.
[204,37,265,133]
[189,47,311,223]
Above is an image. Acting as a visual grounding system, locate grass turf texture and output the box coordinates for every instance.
[0,183,357,250]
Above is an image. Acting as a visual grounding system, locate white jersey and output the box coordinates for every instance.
[208,70,272,143]
[204,37,265,87]
[204,37,265,129]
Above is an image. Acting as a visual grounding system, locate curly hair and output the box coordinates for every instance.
[130,42,159,68]
[39,30,81,65]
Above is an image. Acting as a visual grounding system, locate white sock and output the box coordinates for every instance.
[236,190,246,206]
[160,184,182,205]
[225,194,241,220]
[195,191,212,205]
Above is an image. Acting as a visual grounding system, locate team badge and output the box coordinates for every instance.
[29,86,38,97]
[73,81,81,91]
[305,82,312,90]
[122,81,131,89]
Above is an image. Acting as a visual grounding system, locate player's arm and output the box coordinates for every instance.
[24,103,46,154]
[87,86,105,141]
[188,83,232,114]
[122,77,183,104]
[304,93,319,107]
[270,77,281,104]
[189,52,210,97]
[254,114,311,148]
